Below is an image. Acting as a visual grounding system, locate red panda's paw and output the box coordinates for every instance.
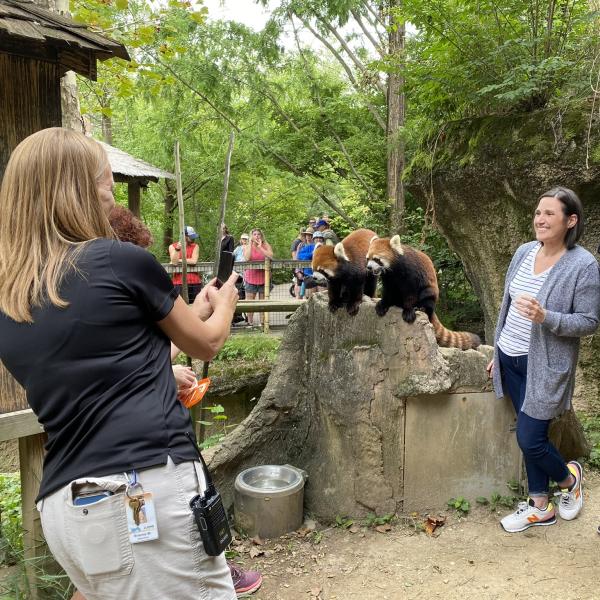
[346,303,360,316]
[402,308,417,324]
[328,301,342,313]
[375,300,389,317]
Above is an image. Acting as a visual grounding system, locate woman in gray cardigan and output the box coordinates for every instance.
[487,187,600,533]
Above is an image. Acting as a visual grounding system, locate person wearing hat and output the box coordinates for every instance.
[315,219,339,246]
[233,233,249,263]
[169,225,203,303]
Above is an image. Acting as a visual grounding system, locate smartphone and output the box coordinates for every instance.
[213,279,223,289]
[73,491,114,506]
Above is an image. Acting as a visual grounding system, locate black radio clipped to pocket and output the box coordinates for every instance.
[186,433,232,556]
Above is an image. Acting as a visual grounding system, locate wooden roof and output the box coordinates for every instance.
[99,141,174,184]
[0,0,129,79]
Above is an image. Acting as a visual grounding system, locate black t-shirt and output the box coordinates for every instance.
[0,239,199,500]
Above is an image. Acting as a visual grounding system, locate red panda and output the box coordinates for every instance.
[366,235,480,350]
[312,228,378,316]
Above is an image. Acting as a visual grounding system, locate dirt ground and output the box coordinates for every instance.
[233,471,600,600]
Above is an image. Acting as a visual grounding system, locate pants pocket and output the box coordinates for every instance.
[65,483,134,580]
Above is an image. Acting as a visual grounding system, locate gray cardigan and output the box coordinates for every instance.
[493,241,600,420]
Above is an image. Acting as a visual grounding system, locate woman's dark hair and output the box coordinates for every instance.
[537,186,584,249]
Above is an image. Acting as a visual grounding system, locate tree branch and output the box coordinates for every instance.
[317,16,386,94]
[351,8,385,57]
[294,12,387,131]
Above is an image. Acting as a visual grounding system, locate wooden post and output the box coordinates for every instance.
[174,141,189,305]
[127,181,141,217]
[19,433,63,599]
[263,256,271,334]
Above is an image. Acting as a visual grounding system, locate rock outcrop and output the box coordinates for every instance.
[206,295,588,519]
[406,107,600,412]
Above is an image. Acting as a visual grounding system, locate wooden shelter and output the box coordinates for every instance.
[0,0,129,176]
[100,141,174,217]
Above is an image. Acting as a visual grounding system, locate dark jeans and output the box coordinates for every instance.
[498,347,570,496]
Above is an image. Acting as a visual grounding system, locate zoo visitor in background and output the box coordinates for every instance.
[243,228,273,326]
[169,224,203,303]
[0,128,239,599]
[487,187,600,533]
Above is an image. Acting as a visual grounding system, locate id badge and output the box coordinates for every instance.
[124,492,159,543]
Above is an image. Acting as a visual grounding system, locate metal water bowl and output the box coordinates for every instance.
[234,465,307,539]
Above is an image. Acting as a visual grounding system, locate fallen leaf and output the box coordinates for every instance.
[296,527,311,537]
[348,524,360,534]
[249,547,264,558]
[250,535,265,546]
[309,586,322,597]
[424,515,446,537]
[375,524,392,533]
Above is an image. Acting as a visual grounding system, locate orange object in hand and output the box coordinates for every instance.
[178,378,211,408]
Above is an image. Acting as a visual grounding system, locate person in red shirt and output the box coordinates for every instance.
[169,225,203,302]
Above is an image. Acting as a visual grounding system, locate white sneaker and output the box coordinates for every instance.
[558,461,583,521]
[500,498,556,533]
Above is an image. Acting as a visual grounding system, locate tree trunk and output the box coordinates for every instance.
[386,0,405,233]
[101,111,113,145]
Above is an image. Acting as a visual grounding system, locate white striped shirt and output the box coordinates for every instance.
[497,243,552,356]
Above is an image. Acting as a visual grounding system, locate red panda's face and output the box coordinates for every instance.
[366,236,402,275]
[312,245,337,282]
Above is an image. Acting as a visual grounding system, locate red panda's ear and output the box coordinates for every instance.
[390,235,404,255]
[334,242,348,261]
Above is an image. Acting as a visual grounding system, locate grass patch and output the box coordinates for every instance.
[0,473,22,565]
[199,334,281,380]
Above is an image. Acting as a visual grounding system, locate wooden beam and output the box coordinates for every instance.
[235,300,303,314]
[127,181,141,217]
[0,409,43,442]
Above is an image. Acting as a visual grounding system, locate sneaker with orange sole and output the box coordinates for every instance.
[558,460,583,521]
[500,498,556,533]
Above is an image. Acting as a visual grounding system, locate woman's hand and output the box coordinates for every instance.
[191,280,216,321]
[205,272,239,313]
[172,365,196,390]
[515,294,546,324]
[486,359,494,378]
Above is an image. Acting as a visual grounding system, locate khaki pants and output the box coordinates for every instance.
[38,458,235,600]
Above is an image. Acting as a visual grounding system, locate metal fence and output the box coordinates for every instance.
[162,258,313,332]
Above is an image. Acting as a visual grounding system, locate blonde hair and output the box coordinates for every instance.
[0,128,114,322]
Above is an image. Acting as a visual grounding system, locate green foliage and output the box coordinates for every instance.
[447,496,470,515]
[580,413,600,470]
[362,513,396,528]
[334,515,354,529]
[0,473,22,564]
[477,493,519,511]
[198,404,236,449]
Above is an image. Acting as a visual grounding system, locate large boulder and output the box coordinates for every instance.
[206,295,587,519]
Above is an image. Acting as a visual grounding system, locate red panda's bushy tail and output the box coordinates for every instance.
[431,314,481,350]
